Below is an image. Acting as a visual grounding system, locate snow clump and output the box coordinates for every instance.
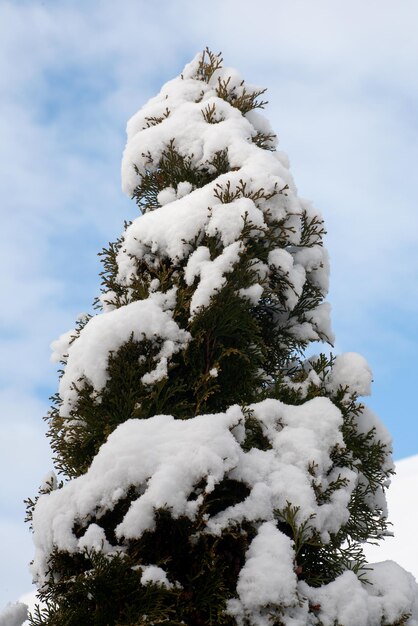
[0,602,28,626]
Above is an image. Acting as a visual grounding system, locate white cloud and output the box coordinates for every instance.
[0,390,51,607]
[365,454,418,581]
[0,520,34,615]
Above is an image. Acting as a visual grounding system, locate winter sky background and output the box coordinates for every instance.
[1,0,418,609]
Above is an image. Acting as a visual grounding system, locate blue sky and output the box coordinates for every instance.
[1,0,418,609]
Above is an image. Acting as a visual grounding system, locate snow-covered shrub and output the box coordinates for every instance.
[26,49,418,626]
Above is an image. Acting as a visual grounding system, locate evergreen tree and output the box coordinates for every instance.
[26,49,418,626]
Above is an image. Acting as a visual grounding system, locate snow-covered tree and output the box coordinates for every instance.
[26,49,418,626]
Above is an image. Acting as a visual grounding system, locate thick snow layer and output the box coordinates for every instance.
[56,295,190,416]
[228,521,298,616]
[0,602,27,626]
[364,454,418,575]
[299,563,418,626]
[33,394,369,585]
[327,352,373,396]
[229,561,418,626]
[26,451,418,625]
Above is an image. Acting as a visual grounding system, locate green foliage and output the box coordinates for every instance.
[240,407,272,452]
[132,140,230,213]
[193,47,223,84]
[47,335,170,477]
[29,499,254,626]
[192,48,269,115]
[28,549,180,626]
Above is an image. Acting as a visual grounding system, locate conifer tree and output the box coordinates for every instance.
[25,49,418,626]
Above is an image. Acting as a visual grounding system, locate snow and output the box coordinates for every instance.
[0,603,27,626]
[78,523,113,553]
[206,198,265,246]
[304,302,334,344]
[268,247,306,310]
[185,241,243,316]
[57,295,190,416]
[238,283,264,305]
[21,454,418,624]
[367,562,418,624]
[227,522,298,622]
[122,93,286,198]
[140,565,178,589]
[299,563,418,626]
[327,352,373,396]
[50,327,77,363]
[156,186,176,206]
[230,551,418,626]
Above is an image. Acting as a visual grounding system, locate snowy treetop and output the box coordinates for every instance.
[118,49,334,354]
[122,52,284,196]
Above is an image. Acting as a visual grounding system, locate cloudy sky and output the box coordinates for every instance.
[1,0,417,609]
